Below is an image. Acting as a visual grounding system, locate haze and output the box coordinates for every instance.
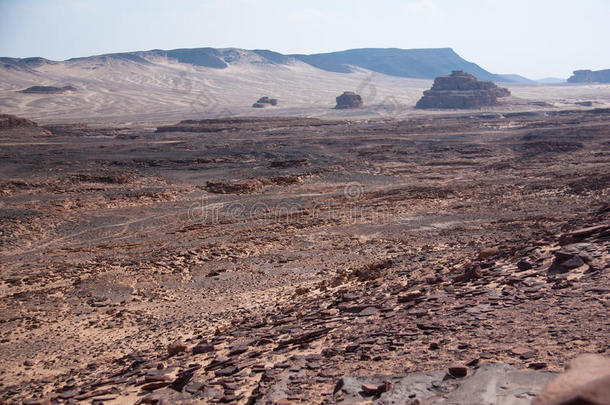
[1,0,609,79]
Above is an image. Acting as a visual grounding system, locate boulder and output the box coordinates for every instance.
[533,354,610,405]
[548,243,594,274]
[167,340,187,356]
[415,71,510,109]
[335,92,363,109]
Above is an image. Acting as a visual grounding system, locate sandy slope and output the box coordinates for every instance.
[1,55,610,124]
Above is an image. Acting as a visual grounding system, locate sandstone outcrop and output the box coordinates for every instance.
[335,91,363,109]
[415,70,510,109]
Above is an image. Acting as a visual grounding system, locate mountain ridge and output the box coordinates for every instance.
[1,47,528,82]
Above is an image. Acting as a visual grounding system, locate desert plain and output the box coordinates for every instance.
[0,63,609,404]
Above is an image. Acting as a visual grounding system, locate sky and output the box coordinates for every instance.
[1,0,609,79]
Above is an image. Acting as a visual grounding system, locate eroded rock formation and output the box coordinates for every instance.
[0,114,38,130]
[568,69,610,84]
[335,91,363,109]
[415,71,510,109]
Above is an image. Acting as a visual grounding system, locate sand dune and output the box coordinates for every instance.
[1,54,610,124]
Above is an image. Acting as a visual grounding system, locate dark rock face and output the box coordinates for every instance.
[19,85,76,94]
[335,91,363,109]
[252,96,278,108]
[568,69,610,84]
[415,71,510,109]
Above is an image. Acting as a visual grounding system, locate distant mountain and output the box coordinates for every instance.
[496,74,535,83]
[290,48,513,82]
[0,56,56,72]
[1,47,523,82]
[568,69,610,84]
[496,74,567,84]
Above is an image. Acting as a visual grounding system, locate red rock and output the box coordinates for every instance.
[559,224,610,244]
[361,381,392,396]
[380,381,392,393]
[448,366,468,378]
[533,354,610,405]
[452,266,482,283]
[192,344,214,354]
[167,340,187,356]
[144,375,170,383]
[141,381,170,391]
[294,286,309,296]
[398,291,423,303]
[74,388,115,400]
[510,347,537,360]
[479,247,500,259]
[361,384,381,395]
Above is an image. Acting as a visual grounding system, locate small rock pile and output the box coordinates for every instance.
[416,71,510,109]
[252,97,278,108]
[335,92,363,109]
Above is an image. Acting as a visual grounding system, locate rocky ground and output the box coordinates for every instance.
[0,110,608,404]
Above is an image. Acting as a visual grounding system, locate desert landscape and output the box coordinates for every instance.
[2,48,610,124]
[0,20,609,405]
[1,95,609,404]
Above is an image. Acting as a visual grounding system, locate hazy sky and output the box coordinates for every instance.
[1,0,609,79]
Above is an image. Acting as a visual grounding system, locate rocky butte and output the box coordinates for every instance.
[335,91,363,109]
[568,69,610,83]
[416,70,510,109]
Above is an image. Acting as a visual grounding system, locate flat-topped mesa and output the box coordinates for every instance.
[568,69,610,83]
[335,91,363,109]
[416,70,510,109]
